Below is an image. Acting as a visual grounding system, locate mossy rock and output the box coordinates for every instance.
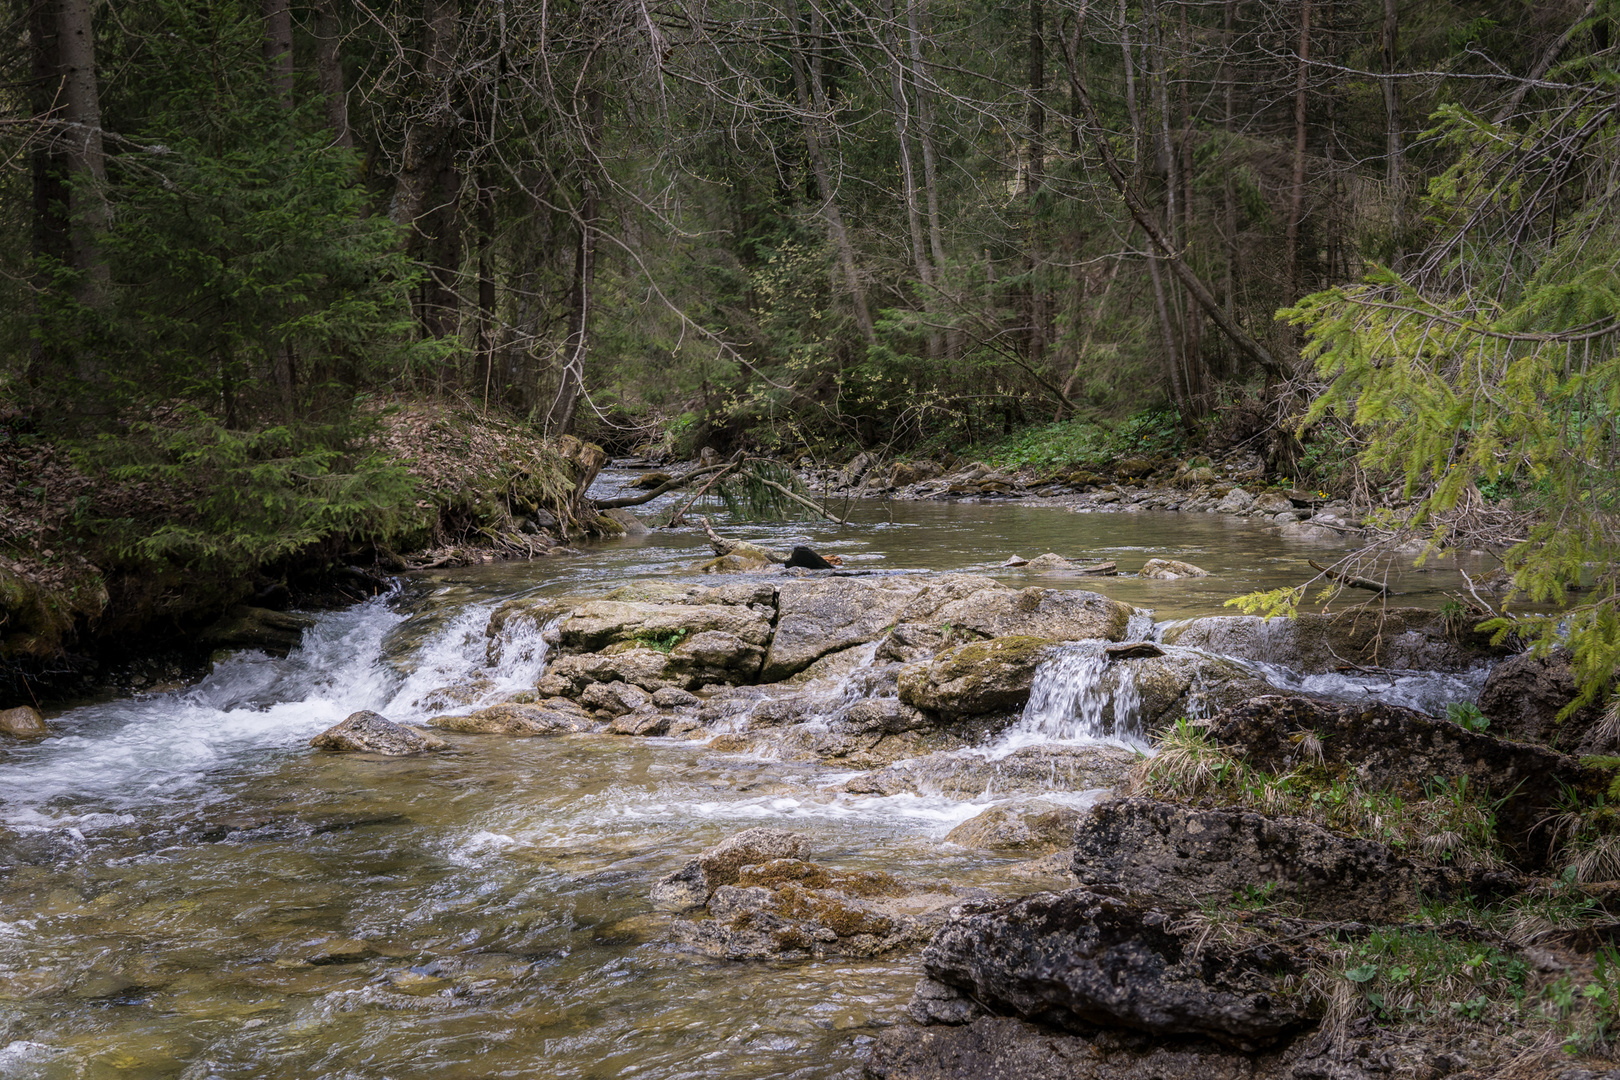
[897,635,1056,717]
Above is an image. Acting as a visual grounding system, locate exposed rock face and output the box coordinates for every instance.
[199,605,317,655]
[1139,558,1209,580]
[0,705,49,739]
[945,803,1081,852]
[1478,648,1611,753]
[840,698,929,735]
[546,648,678,692]
[899,636,1056,717]
[668,630,766,682]
[762,578,928,680]
[426,700,592,735]
[309,711,446,755]
[1215,487,1255,513]
[868,1016,1263,1080]
[670,859,973,961]
[1071,798,1489,921]
[1162,609,1504,674]
[931,586,1132,643]
[558,600,773,654]
[580,680,652,715]
[1026,553,1075,572]
[650,827,812,911]
[921,889,1314,1050]
[761,575,1133,682]
[1208,695,1601,864]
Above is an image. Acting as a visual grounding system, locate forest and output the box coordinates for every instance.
[8,4,1620,1076]
[0,0,1617,693]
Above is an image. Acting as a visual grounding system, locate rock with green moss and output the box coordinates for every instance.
[899,636,1057,717]
[945,803,1082,852]
[557,600,774,653]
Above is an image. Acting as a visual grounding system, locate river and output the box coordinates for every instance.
[0,476,1498,1079]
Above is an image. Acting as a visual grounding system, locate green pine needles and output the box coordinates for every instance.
[1273,85,1620,714]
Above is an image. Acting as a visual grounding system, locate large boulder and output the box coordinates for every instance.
[1162,609,1504,674]
[557,600,773,654]
[1208,695,1602,864]
[309,711,446,755]
[1477,648,1611,753]
[0,705,49,739]
[650,828,811,911]
[920,889,1315,1050]
[899,636,1057,717]
[1071,798,1491,922]
[426,700,592,735]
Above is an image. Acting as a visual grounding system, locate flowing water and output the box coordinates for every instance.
[0,475,1502,1079]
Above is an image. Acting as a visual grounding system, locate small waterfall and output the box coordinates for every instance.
[981,642,1151,758]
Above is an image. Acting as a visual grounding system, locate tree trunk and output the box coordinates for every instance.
[1381,0,1403,261]
[906,0,953,357]
[548,87,603,436]
[1285,0,1311,307]
[785,0,875,344]
[879,0,931,294]
[1025,0,1046,367]
[314,0,352,147]
[28,0,67,379]
[1222,0,1237,325]
[1065,52,1285,378]
[261,0,293,108]
[476,174,497,410]
[58,0,105,298]
[396,0,462,352]
[1120,14,1185,411]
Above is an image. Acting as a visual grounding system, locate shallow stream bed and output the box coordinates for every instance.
[0,487,1498,1078]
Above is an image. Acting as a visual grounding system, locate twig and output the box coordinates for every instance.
[757,477,846,523]
[1309,559,1389,595]
[668,464,737,526]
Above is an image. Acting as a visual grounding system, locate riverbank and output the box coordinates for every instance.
[2,524,1612,1077]
[0,399,609,709]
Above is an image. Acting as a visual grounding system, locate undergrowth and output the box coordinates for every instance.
[955,409,1185,472]
[1130,719,1508,869]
